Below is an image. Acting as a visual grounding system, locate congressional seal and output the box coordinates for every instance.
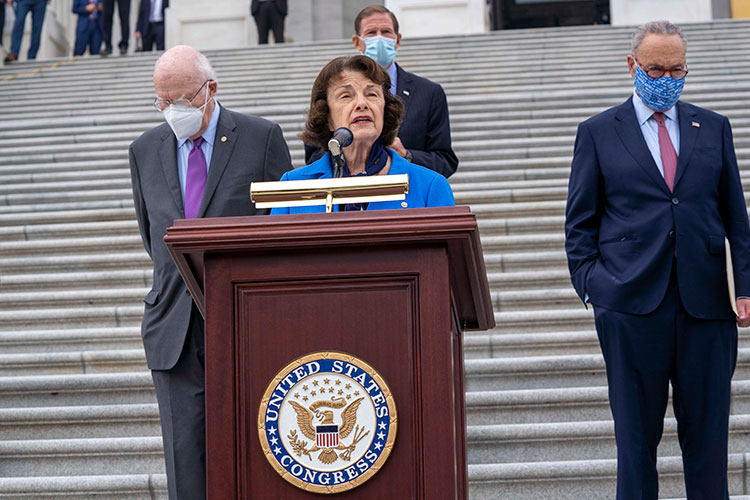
[258,351,398,494]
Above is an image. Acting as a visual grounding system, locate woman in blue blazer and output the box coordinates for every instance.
[271,55,454,215]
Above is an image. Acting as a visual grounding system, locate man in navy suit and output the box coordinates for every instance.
[305,5,458,178]
[72,0,103,56]
[565,21,750,499]
[135,0,167,51]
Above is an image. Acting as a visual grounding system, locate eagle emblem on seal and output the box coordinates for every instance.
[287,396,370,464]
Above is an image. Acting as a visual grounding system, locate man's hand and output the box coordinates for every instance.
[85,3,96,12]
[135,31,141,39]
[388,137,408,157]
[737,298,750,327]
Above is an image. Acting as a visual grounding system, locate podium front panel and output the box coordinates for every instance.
[203,244,466,499]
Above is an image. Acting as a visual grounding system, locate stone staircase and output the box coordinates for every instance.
[1,20,750,499]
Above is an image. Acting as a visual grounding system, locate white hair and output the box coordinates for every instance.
[631,20,687,56]
[195,51,218,83]
[154,46,218,85]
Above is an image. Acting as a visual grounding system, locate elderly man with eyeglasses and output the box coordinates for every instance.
[128,45,292,500]
[565,20,750,499]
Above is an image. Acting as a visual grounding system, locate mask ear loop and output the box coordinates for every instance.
[198,82,212,113]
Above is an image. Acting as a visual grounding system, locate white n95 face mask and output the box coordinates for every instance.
[163,92,210,140]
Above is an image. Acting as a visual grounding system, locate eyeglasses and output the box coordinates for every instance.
[635,58,688,79]
[153,80,211,111]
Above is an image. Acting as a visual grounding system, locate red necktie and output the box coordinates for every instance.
[652,112,677,191]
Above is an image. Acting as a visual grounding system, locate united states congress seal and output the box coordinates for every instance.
[258,351,397,494]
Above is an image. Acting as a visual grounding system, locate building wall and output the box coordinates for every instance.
[731,0,750,18]
[610,0,714,25]
[385,0,487,37]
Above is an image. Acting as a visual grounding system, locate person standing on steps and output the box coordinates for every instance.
[129,45,292,500]
[100,0,130,56]
[565,20,750,499]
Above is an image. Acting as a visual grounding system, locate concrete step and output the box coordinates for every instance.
[0,235,144,257]
[0,474,167,500]
[0,349,147,376]
[0,326,143,354]
[492,287,580,312]
[465,380,750,426]
[491,308,593,334]
[465,348,750,391]
[465,326,750,359]
[0,305,144,331]
[0,270,151,292]
[0,207,136,226]
[464,330,599,359]
[0,288,149,309]
[467,453,748,499]
[0,220,139,241]
[0,437,165,477]
[0,372,156,408]
[0,404,160,440]
[467,415,750,464]
[1,188,134,207]
[0,252,151,274]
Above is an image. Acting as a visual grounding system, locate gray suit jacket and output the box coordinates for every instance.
[129,106,292,370]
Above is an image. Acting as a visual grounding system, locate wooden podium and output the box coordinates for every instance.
[164,206,494,499]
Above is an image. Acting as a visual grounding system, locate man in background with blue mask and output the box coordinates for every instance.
[304,5,458,178]
[128,45,292,500]
[565,20,750,499]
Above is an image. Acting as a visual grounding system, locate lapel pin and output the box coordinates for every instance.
[692,121,700,128]
[402,90,410,96]
[221,136,227,142]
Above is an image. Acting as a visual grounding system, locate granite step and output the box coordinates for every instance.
[465,349,750,391]
[0,437,165,477]
[0,372,156,408]
[0,474,167,500]
[0,349,147,376]
[0,326,143,354]
[468,453,748,500]
[0,404,160,440]
[467,415,750,464]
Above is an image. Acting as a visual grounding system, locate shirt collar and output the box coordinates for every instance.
[177,99,221,149]
[632,89,678,126]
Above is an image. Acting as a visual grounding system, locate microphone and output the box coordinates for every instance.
[327,127,353,157]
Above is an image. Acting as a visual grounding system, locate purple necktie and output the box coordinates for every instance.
[184,136,207,218]
[652,112,677,191]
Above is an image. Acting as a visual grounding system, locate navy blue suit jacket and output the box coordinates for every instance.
[73,0,100,19]
[136,0,168,37]
[305,64,458,178]
[565,97,750,319]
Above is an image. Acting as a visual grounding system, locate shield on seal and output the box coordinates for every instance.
[316,424,339,448]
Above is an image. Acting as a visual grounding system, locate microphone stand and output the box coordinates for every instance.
[332,154,345,178]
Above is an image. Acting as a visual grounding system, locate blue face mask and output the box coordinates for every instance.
[361,35,397,68]
[634,65,685,112]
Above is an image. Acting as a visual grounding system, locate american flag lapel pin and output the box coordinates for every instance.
[692,121,700,128]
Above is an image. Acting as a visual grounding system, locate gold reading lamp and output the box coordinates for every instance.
[251,127,409,213]
[251,174,409,213]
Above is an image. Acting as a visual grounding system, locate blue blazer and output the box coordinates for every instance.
[270,150,455,215]
[304,64,458,178]
[73,0,100,19]
[565,97,750,319]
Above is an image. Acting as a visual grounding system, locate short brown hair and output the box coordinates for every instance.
[300,55,404,151]
[354,5,399,36]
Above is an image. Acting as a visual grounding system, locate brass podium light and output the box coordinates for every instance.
[251,174,409,213]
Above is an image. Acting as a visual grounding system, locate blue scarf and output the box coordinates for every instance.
[339,139,389,211]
